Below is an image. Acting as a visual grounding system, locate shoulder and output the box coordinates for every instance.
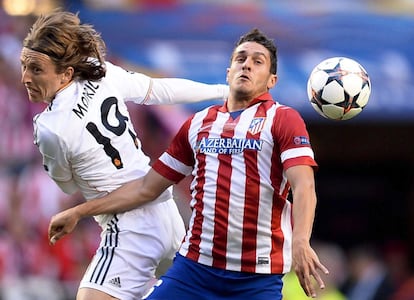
[35,110,70,146]
[269,103,310,140]
[104,60,145,77]
[102,60,128,78]
[103,60,116,71]
[194,104,222,118]
[185,104,221,126]
[35,112,64,139]
[34,115,66,158]
[275,103,303,119]
[102,61,123,77]
[271,103,306,125]
[174,105,220,136]
[102,60,150,88]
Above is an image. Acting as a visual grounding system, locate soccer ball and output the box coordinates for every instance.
[307,57,371,120]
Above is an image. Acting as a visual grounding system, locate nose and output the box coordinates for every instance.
[242,57,252,71]
[21,69,30,84]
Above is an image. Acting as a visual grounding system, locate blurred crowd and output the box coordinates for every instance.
[2,4,414,300]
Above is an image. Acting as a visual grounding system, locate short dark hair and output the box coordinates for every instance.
[23,10,106,81]
[233,28,278,75]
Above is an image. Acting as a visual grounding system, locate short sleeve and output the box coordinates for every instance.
[272,106,317,170]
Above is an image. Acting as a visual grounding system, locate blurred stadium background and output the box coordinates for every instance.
[1,0,414,299]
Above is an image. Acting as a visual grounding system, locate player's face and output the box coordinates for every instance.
[226,42,277,101]
[20,47,70,103]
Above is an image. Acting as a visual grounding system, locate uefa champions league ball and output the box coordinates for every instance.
[307,57,371,120]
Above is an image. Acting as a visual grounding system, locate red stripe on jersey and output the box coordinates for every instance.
[165,118,195,167]
[186,107,219,262]
[152,160,185,183]
[153,118,194,182]
[271,193,287,272]
[211,115,237,269]
[284,156,317,171]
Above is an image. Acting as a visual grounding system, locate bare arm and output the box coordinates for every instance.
[286,165,329,298]
[48,169,173,244]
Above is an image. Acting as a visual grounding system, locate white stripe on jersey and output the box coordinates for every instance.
[158,152,192,177]
[281,147,315,163]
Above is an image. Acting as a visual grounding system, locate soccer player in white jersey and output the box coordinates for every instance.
[20,10,228,300]
[48,28,329,299]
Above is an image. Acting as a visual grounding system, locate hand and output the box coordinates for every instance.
[48,207,81,245]
[292,240,329,298]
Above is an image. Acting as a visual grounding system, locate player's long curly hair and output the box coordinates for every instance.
[234,28,278,75]
[23,9,106,81]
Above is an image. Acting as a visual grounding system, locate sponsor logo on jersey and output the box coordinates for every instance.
[195,137,262,154]
[293,136,310,145]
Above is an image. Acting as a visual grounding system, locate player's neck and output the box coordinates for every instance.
[227,97,252,112]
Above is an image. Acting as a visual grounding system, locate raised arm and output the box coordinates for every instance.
[48,169,173,245]
[107,61,228,105]
[148,78,229,104]
[286,165,329,298]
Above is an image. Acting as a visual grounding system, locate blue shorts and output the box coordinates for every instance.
[142,253,283,300]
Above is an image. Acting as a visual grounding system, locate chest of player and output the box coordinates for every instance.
[190,108,275,157]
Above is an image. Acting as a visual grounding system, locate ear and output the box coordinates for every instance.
[226,67,230,83]
[267,74,278,89]
[61,67,74,84]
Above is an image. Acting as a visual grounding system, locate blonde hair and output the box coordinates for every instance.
[23,10,106,80]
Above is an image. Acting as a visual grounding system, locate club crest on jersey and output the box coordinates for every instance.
[248,117,266,135]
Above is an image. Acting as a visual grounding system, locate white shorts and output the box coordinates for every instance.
[79,198,185,300]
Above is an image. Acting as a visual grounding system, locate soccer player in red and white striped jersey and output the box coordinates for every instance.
[49,28,329,299]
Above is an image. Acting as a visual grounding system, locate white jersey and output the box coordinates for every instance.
[33,61,227,228]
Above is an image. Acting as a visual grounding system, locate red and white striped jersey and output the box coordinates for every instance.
[152,93,317,274]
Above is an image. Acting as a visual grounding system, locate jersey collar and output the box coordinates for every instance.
[48,81,76,111]
[219,92,274,113]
